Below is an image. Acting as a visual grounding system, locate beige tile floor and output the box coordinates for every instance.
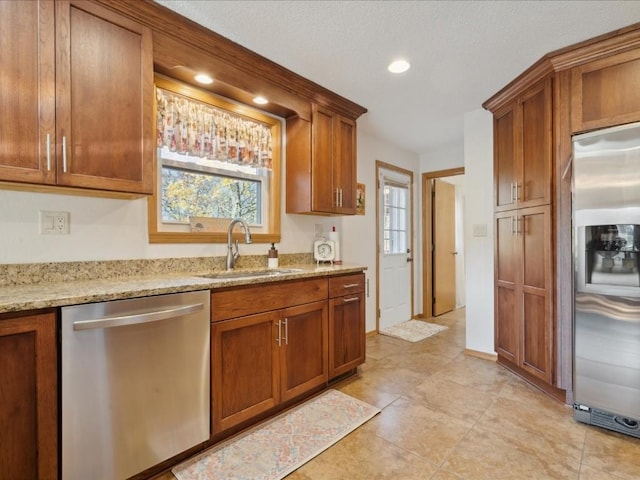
[288,308,640,480]
[161,308,640,479]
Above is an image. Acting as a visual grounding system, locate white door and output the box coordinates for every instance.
[378,167,413,330]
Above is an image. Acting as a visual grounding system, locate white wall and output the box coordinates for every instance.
[463,108,494,355]
[339,129,421,333]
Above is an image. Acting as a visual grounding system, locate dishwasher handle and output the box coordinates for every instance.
[73,302,205,331]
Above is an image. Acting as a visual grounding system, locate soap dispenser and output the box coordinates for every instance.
[268,243,279,268]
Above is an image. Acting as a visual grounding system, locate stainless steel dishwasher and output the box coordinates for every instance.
[61,290,210,480]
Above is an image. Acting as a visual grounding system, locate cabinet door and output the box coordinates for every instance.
[519,79,552,208]
[55,0,153,194]
[329,292,365,379]
[520,205,553,383]
[311,105,336,213]
[211,311,280,434]
[0,310,57,480]
[572,49,640,133]
[280,300,328,402]
[493,102,518,211]
[334,116,357,214]
[0,0,56,185]
[494,212,519,363]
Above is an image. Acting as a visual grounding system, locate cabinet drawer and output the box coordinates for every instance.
[212,278,328,322]
[329,273,365,298]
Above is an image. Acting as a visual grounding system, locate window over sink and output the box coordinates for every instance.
[148,75,282,244]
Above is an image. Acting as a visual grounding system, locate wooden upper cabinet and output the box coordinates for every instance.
[571,48,640,134]
[0,0,153,194]
[286,104,357,215]
[55,0,153,194]
[493,78,552,212]
[0,0,56,185]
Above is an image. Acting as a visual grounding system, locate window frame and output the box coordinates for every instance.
[148,75,282,244]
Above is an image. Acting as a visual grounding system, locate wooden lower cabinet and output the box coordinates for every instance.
[0,310,57,480]
[328,273,365,379]
[280,301,328,402]
[495,205,553,385]
[211,280,329,435]
[211,311,280,434]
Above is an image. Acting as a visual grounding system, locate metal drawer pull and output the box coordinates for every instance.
[73,303,204,331]
[343,297,359,303]
[343,283,360,288]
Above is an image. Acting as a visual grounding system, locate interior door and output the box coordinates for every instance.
[378,167,413,330]
[433,179,457,315]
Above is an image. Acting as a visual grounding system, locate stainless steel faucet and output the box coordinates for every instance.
[226,218,253,270]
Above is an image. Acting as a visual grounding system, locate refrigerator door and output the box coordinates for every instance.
[573,121,640,436]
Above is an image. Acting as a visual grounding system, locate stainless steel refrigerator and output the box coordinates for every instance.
[573,121,640,438]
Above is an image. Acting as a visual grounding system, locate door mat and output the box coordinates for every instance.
[172,389,380,480]
[380,319,448,343]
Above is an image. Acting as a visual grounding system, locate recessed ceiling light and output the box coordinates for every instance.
[253,96,269,105]
[388,60,411,74]
[194,73,213,84]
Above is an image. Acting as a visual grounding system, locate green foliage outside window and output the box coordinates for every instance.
[161,167,260,224]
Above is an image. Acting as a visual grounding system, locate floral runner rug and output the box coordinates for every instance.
[172,389,380,480]
[380,319,448,343]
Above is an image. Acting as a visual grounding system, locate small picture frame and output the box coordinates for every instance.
[356,182,365,215]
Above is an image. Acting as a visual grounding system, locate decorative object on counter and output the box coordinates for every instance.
[313,238,336,264]
[171,389,380,480]
[380,320,448,343]
[356,182,366,215]
[268,243,279,268]
[329,226,342,264]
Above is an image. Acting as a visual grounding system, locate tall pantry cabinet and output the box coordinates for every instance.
[486,23,640,402]
[490,77,556,392]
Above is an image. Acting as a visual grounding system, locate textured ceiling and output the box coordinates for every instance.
[156,0,640,156]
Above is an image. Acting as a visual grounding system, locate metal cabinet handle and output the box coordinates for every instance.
[73,303,204,331]
[62,136,68,173]
[46,133,52,171]
[339,188,343,207]
[343,297,359,303]
[276,320,282,346]
[514,182,520,202]
[510,183,515,203]
[283,318,288,345]
[343,283,360,289]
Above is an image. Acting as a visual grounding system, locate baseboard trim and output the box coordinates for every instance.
[464,348,497,362]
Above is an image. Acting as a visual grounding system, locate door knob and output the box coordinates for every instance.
[407,257,413,263]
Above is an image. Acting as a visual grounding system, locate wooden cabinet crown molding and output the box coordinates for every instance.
[93,0,367,121]
[484,21,640,113]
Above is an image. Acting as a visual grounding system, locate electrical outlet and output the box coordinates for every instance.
[40,211,70,235]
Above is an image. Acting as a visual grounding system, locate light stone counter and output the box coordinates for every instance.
[0,256,366,313]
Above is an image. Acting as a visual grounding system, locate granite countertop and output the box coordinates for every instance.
[0,261,366,314]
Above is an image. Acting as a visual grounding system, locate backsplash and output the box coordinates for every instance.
[0,253,314,287]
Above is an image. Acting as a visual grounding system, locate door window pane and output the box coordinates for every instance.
[383,182,409,254]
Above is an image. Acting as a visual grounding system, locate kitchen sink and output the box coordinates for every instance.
[197,268,305,280]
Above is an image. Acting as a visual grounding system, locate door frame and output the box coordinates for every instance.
[376,160,414,332]
[421,167,464,318]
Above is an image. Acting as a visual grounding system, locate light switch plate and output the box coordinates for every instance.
[40,210,70,235]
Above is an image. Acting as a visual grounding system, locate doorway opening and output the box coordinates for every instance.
[422,167,465,318]
[376,161,414,332]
